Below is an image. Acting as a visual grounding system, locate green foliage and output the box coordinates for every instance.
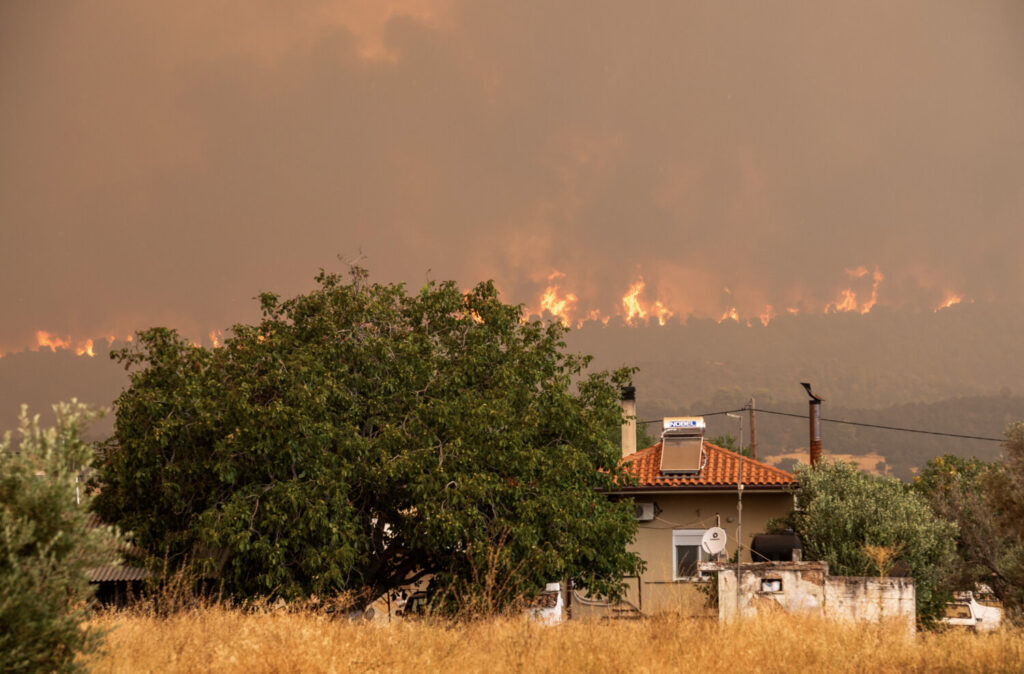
[922,423,1024,615]
[636,421,658,451]
[780,461,957,625]
[914,428,1024,617]
[93,267,643,612]
[915,455,999,595]
[0,401,117,673]
[983,422,1024,613]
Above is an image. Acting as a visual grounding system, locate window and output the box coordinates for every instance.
[673,529,709,580]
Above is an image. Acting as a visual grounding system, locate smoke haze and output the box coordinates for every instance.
[2,2,1023,348]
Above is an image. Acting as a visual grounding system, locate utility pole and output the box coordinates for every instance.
[736,445,744,618]
[749,397,757,461]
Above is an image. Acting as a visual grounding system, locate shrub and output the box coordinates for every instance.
[0,401,118,672]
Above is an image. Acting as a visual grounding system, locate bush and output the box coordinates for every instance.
[0,401,118,672]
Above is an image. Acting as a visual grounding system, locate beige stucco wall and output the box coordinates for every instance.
[623,490,794,615]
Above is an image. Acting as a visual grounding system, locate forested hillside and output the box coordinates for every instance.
[567,301,1023,478]
[1,300,1019,480]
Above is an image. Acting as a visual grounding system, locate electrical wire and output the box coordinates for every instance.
[755,408,1004,442]
[641,407,1004,442]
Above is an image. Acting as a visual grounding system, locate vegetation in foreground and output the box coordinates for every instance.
[84,606,1024,673]
[0,401,118,673]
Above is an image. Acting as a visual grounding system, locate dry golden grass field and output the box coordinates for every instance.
[82,606,1024,673]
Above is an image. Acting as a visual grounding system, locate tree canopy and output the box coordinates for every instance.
[92,268,642,610]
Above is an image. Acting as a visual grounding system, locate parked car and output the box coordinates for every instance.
[942,591,1002,631]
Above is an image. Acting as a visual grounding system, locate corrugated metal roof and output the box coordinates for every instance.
[85,512,151,582]
[89,564,151,582]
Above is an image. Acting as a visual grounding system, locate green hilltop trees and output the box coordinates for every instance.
[0,401,117,673]
[92,268,643,611]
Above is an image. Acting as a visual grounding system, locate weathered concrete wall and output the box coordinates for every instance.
[825,576,915,631]
[718,562,827,621]
[714,562,915,632]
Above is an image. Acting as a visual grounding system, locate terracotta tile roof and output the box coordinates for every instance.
[618,441,795,490]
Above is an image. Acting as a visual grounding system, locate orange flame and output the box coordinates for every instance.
[859,267,884,314]
[36,330,71,352]
[533,270,579,325]
[618,278,674,326]
[209,330,223,348]
[935,293,965,311]
[652,301,672,326]
[826,289,857,313]
[622,280,648,325]
[74,339,95,357]
[786,307,799,315]
[759,305,776,327]
[826,265,883,314]
[718,307,739,323]
[539,286,577,325]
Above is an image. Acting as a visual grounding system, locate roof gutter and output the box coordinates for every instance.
[606,485,791,495]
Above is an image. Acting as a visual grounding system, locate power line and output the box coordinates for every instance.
[755,408,1004,442]
[638,403,999,440]
[640,409,743,425]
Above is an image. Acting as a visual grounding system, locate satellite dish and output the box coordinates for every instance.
[701,527,727,555]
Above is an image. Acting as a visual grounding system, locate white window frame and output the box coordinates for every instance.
[673,529,709,581]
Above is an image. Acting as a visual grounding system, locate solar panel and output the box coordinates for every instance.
[660,434,704,473]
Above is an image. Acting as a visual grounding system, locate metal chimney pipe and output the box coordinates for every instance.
[801,383,824,467]
[809,400,822,466]
[621,386,637,459]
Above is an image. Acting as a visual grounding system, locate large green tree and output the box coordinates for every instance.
[93,268,642,610]
[776,461,957,625]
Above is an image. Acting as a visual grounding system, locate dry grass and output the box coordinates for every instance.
[83,606,1024,673]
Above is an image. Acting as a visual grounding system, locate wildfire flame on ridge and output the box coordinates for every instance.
[718,307,739,323]
[621,280,648,325]
[935,293,971,312]
[826,265,884,314]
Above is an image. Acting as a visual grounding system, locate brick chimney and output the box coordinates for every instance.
[620,386,637,459]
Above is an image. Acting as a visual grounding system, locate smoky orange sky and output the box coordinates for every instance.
[3,1,1024,352]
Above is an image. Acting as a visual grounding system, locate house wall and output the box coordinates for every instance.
[625,490,794,615]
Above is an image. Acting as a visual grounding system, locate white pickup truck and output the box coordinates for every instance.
[943,591,1003,631]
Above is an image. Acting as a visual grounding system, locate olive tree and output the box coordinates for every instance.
[1,401,117,672]
[93,267,642,611]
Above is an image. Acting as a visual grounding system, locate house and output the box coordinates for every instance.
[578,388,796,617]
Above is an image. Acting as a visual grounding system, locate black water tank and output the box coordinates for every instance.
[750,531,802,562]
